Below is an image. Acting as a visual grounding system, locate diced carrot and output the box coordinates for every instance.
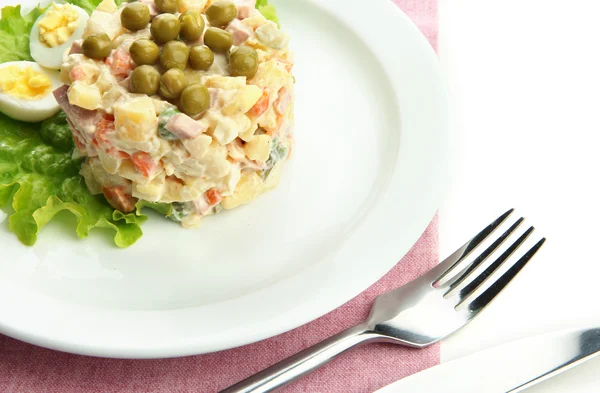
[70,65,87,81]
[247,89,270,117]
[131,152,159,177]
[205,188,222,206]
[93,116,115,146]
[106,48,133,78]
[102,186,136,213]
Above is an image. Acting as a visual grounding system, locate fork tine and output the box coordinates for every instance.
[466,238,546,314]
[455,226,535,306]
[433,208,514,285]
[443,217,525,294]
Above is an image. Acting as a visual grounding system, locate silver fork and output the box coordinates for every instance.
[221,209,546,393]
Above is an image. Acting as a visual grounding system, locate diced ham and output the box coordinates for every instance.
[68,40,83,55]
[227,19,253,45]
[234,0,256,19]
[165,113,208,139]
[54,85,102,133]
[54,85,95,122]
[55,85,102,157]
[67,119,88,154]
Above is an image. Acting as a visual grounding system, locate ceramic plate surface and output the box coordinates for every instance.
[0,0,448,358]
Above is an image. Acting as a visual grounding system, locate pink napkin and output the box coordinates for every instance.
[0,1,439,392]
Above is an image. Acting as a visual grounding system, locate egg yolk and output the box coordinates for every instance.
[0,66,52,100]
[38,3,79,48]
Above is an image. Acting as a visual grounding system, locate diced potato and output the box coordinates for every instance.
[117,159,150,183]
[84,11,123,41]
[133,176,166,202]
[222,163,241,196]
[222,171,263,210]
[259,106,278,131]
[114,96,158,142]
[93,68,116,94]
[222,85,263,116]
[98,149,122,174]
[179,0,208,12]
[202,142,231,178]
[80,161,102,195]
[162,176,203,202]
[255,22,290,50]
[208,112,251,145]
[227,140,246,161]
[244,134,270,162]
[205,76,247,90]
[67,81,101,110]
[101,86,127,113]
[183,134,213,159]
[239,123,257,142]
[250,59,292,90]
[96,0,118,13]
[242,13,268,30]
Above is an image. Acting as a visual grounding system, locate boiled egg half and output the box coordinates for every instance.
[30,3,89,70]
[0,61,62,123]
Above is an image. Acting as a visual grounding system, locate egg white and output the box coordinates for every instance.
[0,61,63,123]
[29,4,89,70]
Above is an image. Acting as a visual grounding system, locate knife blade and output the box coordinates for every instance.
[375,327,600,393]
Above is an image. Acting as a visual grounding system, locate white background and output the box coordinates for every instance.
[438,0,600,391]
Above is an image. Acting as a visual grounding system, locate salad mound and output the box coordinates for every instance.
[60,0,294,227]
[0,0,290,247]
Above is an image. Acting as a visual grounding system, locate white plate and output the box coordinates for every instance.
[0,0,448,358]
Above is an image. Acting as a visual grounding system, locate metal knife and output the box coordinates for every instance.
[375,327,600,393]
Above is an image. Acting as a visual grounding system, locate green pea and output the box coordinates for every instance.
[129,39,160,65]
[130,65,161,95]
[82,33,111,59]
[229,46,258,78]
[121,2,150,32]
[151,14,181,44]
[206,0,237,27]
[188,45,214,70]
[179,84,210,116]
[159,68,188,99]
[203,27,233,53]
[160,40,190,70]
[179,10,205,42]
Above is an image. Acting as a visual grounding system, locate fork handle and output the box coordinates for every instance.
[219,323,380,393]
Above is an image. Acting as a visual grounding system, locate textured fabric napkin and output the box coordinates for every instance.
[0,1,439,392]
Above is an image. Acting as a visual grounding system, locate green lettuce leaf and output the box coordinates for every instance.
[0,113,147,248]
[0,5,45,62]
[256,0,279,25]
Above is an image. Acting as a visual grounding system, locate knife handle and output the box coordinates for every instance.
[219,323,382,393]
